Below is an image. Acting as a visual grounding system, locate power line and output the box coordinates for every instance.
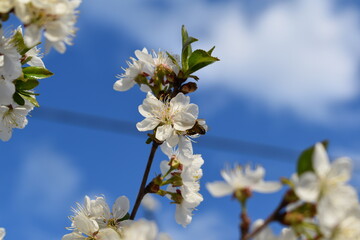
[33,107,300,162]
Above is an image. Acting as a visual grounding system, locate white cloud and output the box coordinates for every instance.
[14,146,82,216]
[85,0,360,124]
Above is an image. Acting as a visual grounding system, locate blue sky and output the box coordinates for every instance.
[1,0,360,239]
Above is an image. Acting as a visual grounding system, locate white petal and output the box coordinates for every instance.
[155,125,173,142]
[313,143,330,178]
[97,228,121,240]
[318,185,358,229]
[62,232,85,240]
[294,172,320,202]
[253,181,282,193]
[138,93,163,117]
[175,204,192,227]
[165,133,179,147]
[327,157,352,184]
[113,196,130,220]
[160,160,170,176]
[24,25,42,47]
[113,78,135,92]
[206,181,234,197]
[173,111,197,131]
[170,93,190,108]
[73,214,99,236]
[178,136,193,156]
[160,143,173,159]
[135,49,154,64]
[136,118,160,132]
[185,104,199,119]
[0,80,15,105]
[0,125,12,142]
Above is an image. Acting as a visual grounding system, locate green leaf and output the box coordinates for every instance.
[16,79,39,90]
[187,49,219,75]
[145,137,153,144]
[13,92,25,106]
[297,141,329,176]
[21,95,40,107]
[23,67,54,79]
[10,29,31,56]
[208,46,216,55]
[181,25,198,71]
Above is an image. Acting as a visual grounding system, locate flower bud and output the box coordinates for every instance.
[180,82,197,94]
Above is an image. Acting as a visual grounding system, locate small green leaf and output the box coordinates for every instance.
[181,25,198,72]
[23,67,54,79]
[145,137,153,144]
[16,79,39,90]
[21,95,40,107]
[187,49,219,75]
[13,92,25,106]
[10,29,32,56]
[189,75,199,81]
[208,46,216,55]
[297,141,329,176]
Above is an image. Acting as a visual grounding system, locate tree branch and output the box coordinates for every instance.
[130,141,159,220]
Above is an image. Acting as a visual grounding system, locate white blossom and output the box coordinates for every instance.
[320,206,360,240]
[0,29,21,105]
[0,228,5,240]
[0,80,15,106]
[0,0,13,13]
[206,164,282,198]
[0,103,33,141]
[160,142,204,227]
[134,48,179,77]
[114,48,179,92]
[294,143,352,203]
[14,0,81,53]
[141,194,160,212]
[72,195,130,229]
[136,92,198,146]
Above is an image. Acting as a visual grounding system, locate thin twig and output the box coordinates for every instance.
[130,141,159,220]
[242,196,288,240]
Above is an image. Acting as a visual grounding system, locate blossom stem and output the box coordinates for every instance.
[130,141,159,220]
[240,208,250,240]
[242,194,289,240]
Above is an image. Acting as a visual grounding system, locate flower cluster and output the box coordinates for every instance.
[63,195,171,240]
[156,137,204,227]
[0,27,53,141]
[0,0,81,53]
[290,143,360,239]
[206,142,360,239]
[206,164,282,200]
[113,26,218,227]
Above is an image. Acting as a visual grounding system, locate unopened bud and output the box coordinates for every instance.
[170,172,183,187]
[282,212,304,225]
[284,189,299,204]
[169,155,182,170]
[180,82,198,94]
